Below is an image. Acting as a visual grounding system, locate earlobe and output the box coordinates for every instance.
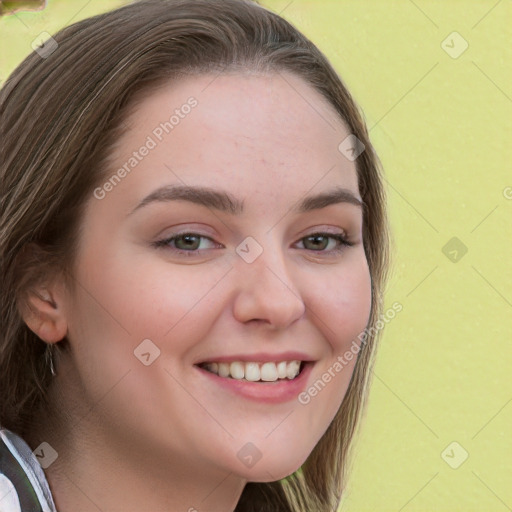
[19,287,68,344]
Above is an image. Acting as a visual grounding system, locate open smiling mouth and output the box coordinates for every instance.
[193,358,315,403]
[195,360,307,382]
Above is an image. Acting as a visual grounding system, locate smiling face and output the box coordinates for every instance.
[54,71,372,482]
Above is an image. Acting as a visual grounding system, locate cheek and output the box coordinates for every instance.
[114,261,232,344]
[308,252,372,352]
[69,256,235,399]
[77,235,230,338]
[295,252,371,419]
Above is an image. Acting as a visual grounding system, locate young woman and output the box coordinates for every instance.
[0,0,391,510]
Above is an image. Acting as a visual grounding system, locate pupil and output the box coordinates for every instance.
[307,235,326,250]
[179,235,198,249]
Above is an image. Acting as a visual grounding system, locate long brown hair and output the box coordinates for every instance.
[0,1,391,510]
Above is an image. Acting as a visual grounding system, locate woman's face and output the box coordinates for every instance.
[57,71,372,481]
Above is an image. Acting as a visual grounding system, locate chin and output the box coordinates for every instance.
[235,449,312,483]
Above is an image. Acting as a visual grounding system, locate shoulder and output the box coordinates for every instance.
[0,427,57,512]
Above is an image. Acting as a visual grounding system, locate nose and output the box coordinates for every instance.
[231,239,306,330]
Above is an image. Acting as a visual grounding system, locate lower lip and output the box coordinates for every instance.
[195,363,314,404]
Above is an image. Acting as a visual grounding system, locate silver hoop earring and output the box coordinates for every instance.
[45,343,56,377]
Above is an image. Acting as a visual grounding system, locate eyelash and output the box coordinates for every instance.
[151,231,354,257]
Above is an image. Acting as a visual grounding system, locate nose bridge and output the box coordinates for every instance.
[232,232,305,327]
[236,231,290,284]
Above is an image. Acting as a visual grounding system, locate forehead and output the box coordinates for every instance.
[101,71,360,215]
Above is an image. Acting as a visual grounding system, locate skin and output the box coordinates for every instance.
[22,71,372,512]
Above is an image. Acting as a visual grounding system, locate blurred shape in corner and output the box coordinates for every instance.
[0,0,47,16]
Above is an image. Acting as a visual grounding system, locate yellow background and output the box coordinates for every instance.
[1,1,511,511]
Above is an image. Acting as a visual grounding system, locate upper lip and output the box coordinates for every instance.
[194,351,316,365]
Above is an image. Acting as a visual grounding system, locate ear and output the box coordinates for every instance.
[19,282,69,344]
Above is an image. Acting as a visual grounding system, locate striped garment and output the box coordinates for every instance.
[0,428,57,512]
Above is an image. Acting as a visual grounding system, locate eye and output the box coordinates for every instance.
[295,232,354,254]
[151,231,354,257]
[152,233,218,256]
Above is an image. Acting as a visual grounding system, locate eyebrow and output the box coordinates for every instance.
[128,184,364,217]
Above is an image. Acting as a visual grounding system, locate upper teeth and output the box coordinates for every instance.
[200,360,302,382]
